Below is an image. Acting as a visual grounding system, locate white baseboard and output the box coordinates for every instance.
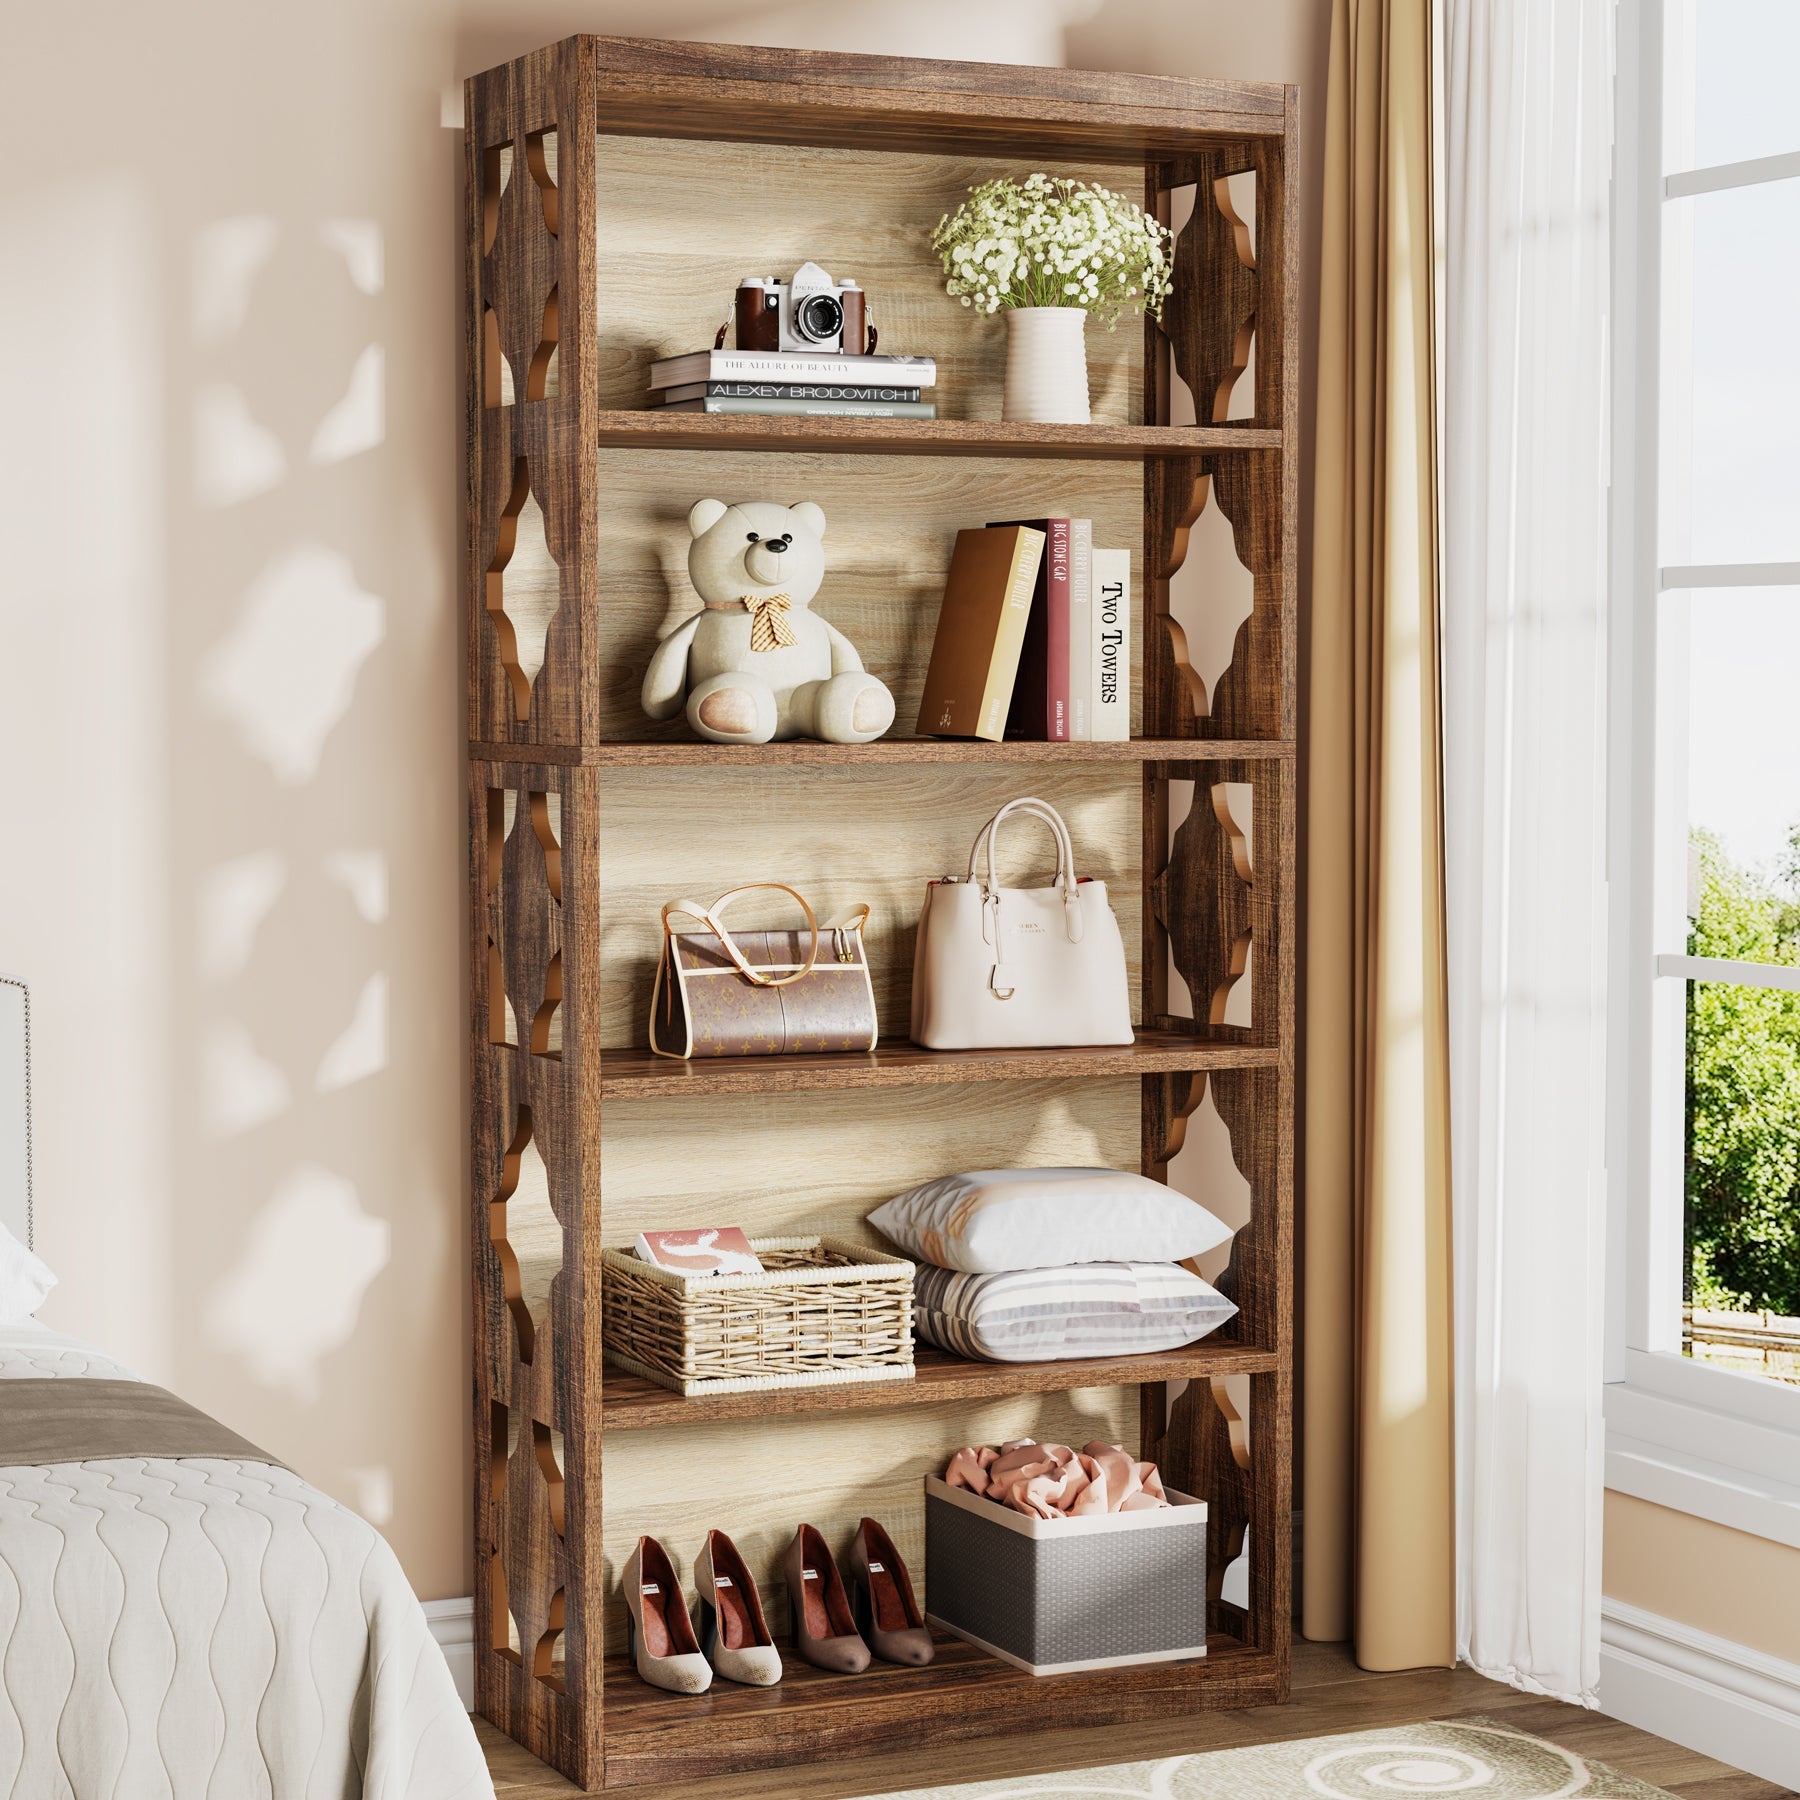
[1600,1596,1800,1788]
[424,1597,475,1711]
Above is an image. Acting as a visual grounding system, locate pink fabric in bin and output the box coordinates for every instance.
[942,1437,1171,1519]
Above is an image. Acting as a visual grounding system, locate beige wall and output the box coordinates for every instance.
[1604,1492,1800,1664]
[0,0,1328,1600]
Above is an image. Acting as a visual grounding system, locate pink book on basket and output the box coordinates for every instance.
[634,1228,764,1276]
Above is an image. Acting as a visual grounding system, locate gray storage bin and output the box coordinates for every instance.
[923,1473,1209,1674]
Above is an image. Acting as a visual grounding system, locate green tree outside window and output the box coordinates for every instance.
[1685,828,1800,1316]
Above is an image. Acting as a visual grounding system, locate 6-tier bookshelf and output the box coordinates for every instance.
[465,36,1298,1791]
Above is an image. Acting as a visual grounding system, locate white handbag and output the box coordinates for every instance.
[910,797,1134,1049]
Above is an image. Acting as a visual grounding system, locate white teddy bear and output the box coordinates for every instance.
[641,498,896,744]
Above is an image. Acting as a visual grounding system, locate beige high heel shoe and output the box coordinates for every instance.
[693,1529,783,1686]
[622,1536,712,1695]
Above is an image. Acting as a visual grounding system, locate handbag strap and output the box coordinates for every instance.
[968,798,1085,953]
[663,883,820,989]
[661,887,871,989]
[966,797,1077,892]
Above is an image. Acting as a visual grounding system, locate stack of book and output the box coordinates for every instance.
[916,519,1131,743]
[648,350,938,420]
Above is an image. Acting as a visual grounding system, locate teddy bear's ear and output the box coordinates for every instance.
[688,498,730,537]
[788,501,826,539]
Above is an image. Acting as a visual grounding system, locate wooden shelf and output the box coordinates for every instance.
[597,410,1280,460]
[471,737,1297,768]
[466,35,1301,1791]
[599,1031,1275,1100]
[603,1341,1278,1431]
[599,1631,1280,1788]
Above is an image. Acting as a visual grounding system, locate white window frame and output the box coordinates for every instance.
[1605,0,1800,1551]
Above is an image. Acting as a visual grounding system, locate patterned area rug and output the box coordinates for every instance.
[864,1719,1674,1799]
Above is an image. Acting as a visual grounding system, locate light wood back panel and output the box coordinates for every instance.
[580,449,1143,742]
[596,765,1142,1048]
[600,1074,1139,1250]
[595,135,1147,425]
[599,1385,1138,1652]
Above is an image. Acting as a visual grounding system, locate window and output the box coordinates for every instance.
[1607,0,1800,1541]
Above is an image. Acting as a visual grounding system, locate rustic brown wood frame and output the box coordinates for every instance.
[465,35,1299,1791]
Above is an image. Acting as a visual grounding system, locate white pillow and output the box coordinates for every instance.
[914,1262,1237,1362]
[869,1168,1231,1272]
[0,1219,55,1325]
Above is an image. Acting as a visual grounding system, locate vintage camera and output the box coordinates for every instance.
[735,262,868,355]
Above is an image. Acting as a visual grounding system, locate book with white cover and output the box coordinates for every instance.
[1091,548,1130,741]
[653,397,937,419]
[1067,520,1093,740]
[649,349,937,389]
[653,381,925,403]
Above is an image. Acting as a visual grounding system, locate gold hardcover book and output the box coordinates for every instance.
[915,526,1047,741]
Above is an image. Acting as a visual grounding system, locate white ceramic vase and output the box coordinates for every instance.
[1002,306,1091,424]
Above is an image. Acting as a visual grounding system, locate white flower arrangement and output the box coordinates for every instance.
[931,173,1175,326]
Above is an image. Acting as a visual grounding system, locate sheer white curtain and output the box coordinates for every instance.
[1440,0,1615,1705]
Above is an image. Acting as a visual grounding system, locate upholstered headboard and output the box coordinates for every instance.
[0,976,31,1248]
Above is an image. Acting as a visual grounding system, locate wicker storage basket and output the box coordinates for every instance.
[600,1236,915,1397]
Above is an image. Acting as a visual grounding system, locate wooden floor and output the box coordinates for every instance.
[480,1637,1790,1798]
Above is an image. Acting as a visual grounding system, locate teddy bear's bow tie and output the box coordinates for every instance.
[741,591,798,652]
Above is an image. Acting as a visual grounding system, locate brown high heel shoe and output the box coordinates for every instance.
[622,1536,712,1694]
[781,1523,870,1674]
[844,1517,934,1666]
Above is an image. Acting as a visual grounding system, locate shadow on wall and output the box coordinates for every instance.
[0,0,1326,1603]
[177,204,454,1536]
[0,91,469,1583]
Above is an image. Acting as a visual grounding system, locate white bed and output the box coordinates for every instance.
[0,977,494,1799]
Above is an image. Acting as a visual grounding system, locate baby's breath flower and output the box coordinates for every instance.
[929,172,1175,325]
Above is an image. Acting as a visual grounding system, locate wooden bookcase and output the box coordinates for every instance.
[464,36,1297,1792]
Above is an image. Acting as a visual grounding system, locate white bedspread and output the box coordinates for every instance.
[0,1322,494,1800]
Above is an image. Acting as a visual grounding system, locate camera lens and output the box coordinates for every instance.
[795,291,844,344]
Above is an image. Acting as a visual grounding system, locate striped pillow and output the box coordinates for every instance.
[913,1262,1236,1363]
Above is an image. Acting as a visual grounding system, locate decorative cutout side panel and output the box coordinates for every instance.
[485,462,563,723]
[467,35,594,750]
[1146,141,1293,744]
[1151,769,1267,1041]
[1140,1070,1253,1634]
[526,128,559,236]
[1163,156,1258,428]
[1146,448,1286,742]
[490,1106,564,1363]
[533,1421,567,1537]
[487,1395,574,1708]
[467,752,597,1782]
[492,1546,524,1662]
[483,783,565,1061]
[1140,1055,1289,1647]
[534,1589,567,1692]
[481,142,512,256]
[484,308,515,408]
[526,285,560,401]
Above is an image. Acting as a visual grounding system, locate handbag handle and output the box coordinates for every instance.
[968,797,1078,895]
[966,798,1085,962]
[663,883,829,989]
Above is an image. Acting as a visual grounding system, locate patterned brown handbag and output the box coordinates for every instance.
[649,884,878,1058]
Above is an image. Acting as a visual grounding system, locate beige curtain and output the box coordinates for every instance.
[1303,0,1456,1668]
